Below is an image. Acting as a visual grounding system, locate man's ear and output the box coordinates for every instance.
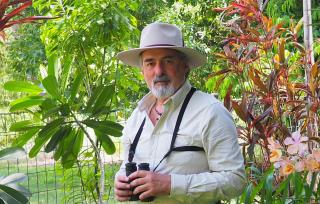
[185,64,190,78]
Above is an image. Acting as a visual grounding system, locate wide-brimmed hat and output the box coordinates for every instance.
[117,22,206,69]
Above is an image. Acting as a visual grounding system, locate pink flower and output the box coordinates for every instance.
[311,149,320,162]
[267,137,282,150]
[270,149,282,163]
[295,160,305,172]
[280,159,295,176]
[284,131,308,155]
[305,155,320,172]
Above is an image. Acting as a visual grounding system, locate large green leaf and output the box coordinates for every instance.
[0,173,27,186]
[42,106,60,119]
[0,185,29,204]
[53,129,77,161]
[82,119,123,137]
[38,118,65,138]
[72,130,83,158]
[42,75,60,99]
[95,130,116,154]
[59,104,70,117]
[29,120,63,157]
[3,81,43,94]
[69,72,84,103]
[10,120,41,132]
[61,129,83,168]
[45,126,72,153]
[47,55,60,81]
[92,85,114,114]
[53,143,63,161]
[61,56,74,91]
[0,147,25,160]
[10,96,43,106]
[84,84,105,113]
[12,129,39,147]
[40,98,57,110]
[29,135,51,158]
[10,98,44,112]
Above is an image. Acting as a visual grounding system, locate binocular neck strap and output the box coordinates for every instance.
[128,117,146,163]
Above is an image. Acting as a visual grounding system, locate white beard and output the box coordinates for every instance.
[151,85,175,100]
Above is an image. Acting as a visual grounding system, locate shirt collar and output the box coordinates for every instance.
[138,80,192,112]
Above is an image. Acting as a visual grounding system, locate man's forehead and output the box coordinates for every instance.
[141,48,180,60]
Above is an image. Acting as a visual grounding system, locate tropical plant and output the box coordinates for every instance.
[0,147,31,204]
[2,0,142,202]
[212,0,319,202]
[4,56,124,203]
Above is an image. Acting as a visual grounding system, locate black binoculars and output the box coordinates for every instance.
[125,162,155,202]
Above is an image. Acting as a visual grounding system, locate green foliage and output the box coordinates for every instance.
[241,166,320,203]
[5,23,46,78]
[0,147,31,204]
[4,81,43,94]
[5,66,123,168]
[266,0,320,38]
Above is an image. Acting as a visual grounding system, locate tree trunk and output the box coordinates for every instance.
[303,0,318,139]
[303,0,314,66]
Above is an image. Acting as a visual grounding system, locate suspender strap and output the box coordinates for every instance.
[153,87,205,171]
[153,145,204,171]
[128,117,146,162]
[170,87,197,150]
[128,87,205,170]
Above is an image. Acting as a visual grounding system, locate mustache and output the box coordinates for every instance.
[153,75,170,84]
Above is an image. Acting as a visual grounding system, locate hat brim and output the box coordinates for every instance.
[117,46,206,69]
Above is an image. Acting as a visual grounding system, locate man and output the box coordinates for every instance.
[115,22,246,203]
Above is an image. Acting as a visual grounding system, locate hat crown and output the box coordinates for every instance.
[140,23,184,48]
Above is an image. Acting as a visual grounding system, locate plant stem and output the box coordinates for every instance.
[71,112,105,204]
[76,161,91,204]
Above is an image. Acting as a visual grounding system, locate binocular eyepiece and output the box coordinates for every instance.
[125,162,155,202]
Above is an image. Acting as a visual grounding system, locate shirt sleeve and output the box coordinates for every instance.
[170,103,246,201]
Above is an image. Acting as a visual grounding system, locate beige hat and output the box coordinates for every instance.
[116,22,206,69]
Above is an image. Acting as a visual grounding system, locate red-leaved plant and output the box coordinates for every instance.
[212,0,320,202]
[0,0,54,40]
[212,0,319,169]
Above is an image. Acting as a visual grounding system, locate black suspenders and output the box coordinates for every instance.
[128,87,205,171]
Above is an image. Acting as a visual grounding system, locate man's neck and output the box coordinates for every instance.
[156,98,168,106]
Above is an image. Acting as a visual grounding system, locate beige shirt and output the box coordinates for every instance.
[116,81,246,204]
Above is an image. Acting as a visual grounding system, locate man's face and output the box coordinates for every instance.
[141,48,189,100]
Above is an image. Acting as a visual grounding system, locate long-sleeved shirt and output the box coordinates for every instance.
[116,80,246,204]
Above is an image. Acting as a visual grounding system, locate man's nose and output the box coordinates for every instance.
[154,61,165,75]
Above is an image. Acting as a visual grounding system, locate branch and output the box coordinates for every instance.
[71,112,105,204]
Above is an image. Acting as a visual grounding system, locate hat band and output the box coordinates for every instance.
[145,44,176,47]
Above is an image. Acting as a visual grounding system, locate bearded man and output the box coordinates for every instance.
[114,22,246,204]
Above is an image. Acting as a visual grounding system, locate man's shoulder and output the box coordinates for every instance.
[192,90,221,107]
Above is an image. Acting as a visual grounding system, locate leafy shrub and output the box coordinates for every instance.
[213,0,320,202]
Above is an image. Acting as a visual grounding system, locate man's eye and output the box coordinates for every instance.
[164,58,174,64]
[145,62,154,67]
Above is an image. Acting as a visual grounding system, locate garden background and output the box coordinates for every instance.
[0,0,319,203]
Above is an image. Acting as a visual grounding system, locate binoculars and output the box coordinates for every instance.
[125,162,155,202]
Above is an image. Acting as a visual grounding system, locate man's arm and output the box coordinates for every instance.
[170,103,246,200]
